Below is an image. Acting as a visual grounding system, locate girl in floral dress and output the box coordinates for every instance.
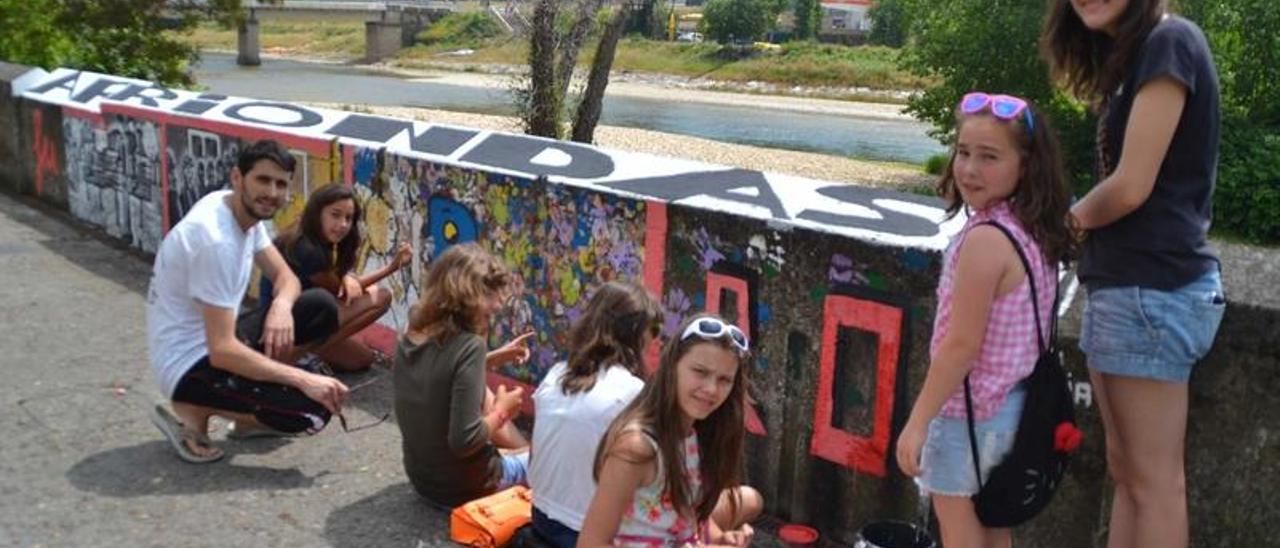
[578,314,763,547]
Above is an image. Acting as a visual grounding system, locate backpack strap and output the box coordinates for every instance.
[962,220,1060,488]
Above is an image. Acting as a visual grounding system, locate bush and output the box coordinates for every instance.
[923,153,948,176]
[792,0,821,41]
[416,12,504,48]
[1213,117,1280,243]
[868,0,908,48]
[700,0,771,44]
[1179,0,1280,126]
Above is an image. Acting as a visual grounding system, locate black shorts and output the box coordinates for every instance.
[171,288,338,434]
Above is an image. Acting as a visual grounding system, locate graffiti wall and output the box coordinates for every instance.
[348,146,650,384]
[61,109,164,253]
[162,117,337,230]
[3,65,996,544]
[654,199,940,529]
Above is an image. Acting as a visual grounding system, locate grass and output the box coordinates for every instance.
[172,19,932,94]
[610,38,932,90]
[175,21,366,58]
[399,37,931,93]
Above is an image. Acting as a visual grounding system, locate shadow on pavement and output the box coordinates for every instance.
[323,482,450,548]
[66,441,315,497]
[0,191,153,297]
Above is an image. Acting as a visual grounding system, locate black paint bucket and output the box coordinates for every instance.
[853,520,936,548]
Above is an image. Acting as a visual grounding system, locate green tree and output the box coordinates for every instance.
[793,0,822,40]
[1177,0,1280,242]
[0,0,248,87]
[516,0,627,142]
[0,0,74,68]
[900,0,1094,189]
[701,0,772,43]
[867,0,909,47]
[1180,0,1280,125]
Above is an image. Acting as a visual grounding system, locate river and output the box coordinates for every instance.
[191,53,945,164]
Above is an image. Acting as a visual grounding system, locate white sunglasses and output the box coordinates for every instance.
[679,317,749,354]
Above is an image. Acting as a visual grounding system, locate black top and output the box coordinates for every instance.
[1080,15,1220,290]
[258,235,330,308]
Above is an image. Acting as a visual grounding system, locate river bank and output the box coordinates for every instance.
[198,48,916,122]
[192,49,936,188]
[312,102,935,190]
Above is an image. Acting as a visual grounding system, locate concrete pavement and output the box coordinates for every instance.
[0,190,452,547]
[0,191,798,548]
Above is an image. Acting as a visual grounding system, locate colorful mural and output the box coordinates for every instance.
[349,147,650,383]
[11,67,969,542]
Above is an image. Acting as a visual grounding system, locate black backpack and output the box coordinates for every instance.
[963,221,1079,528]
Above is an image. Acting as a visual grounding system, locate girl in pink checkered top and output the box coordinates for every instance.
[895,92,1078,547]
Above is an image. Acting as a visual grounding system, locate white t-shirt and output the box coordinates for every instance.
[146,190,271,397]
[530,361,645,531]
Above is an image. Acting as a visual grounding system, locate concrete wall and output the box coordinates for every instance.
[1,63,1276,546]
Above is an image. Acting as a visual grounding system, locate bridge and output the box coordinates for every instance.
[236,1,460,65]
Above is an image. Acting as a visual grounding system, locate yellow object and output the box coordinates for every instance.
[668,10,676,41]
[449,486,533,548]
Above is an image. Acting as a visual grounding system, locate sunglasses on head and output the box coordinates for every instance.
[959,92,1035,134]
[680,317,749,354]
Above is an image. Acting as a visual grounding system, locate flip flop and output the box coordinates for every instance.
[149,404,224,464]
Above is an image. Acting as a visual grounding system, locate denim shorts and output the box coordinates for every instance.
[916,385,1025,497]
[1080,269,1225,383]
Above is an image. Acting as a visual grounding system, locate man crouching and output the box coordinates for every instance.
[146,139,348,463]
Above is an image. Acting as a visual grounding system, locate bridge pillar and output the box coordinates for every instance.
[365,19,404,63]
[237,16,261,66]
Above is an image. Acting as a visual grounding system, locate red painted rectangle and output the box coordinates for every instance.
[642,201,668,373]
[810,294,903,477]
[705,270,766,436]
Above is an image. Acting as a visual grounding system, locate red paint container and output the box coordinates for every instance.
[778,524,819,547]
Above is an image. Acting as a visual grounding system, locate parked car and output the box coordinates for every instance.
[676,31,704,43]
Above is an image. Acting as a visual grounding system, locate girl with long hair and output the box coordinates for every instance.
[1042,1,1225,545]
[393,243,534,507]
[259,184,411,372]
[895,93,1077,547]
[578,314,763,548]
[529,281,664,547]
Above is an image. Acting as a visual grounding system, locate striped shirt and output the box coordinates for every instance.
[932,201,1056,420]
